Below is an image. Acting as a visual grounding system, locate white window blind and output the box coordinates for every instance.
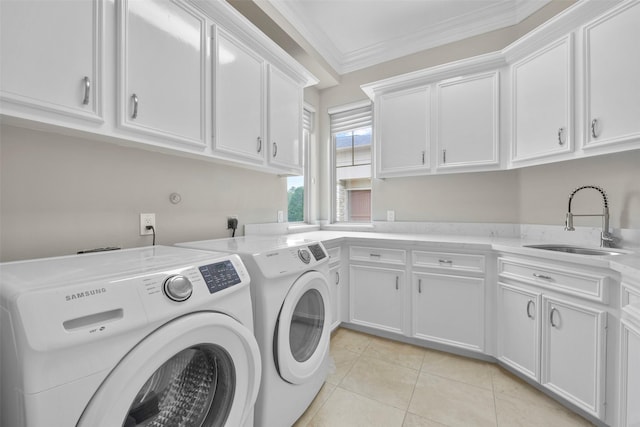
[303,108,313,132]
[329,104,372,134]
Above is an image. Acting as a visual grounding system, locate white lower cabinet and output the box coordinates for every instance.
[413,272,484,352]
[497,283,541,381]
[498,279,607,419]
[329,264,341,331]
[541,296,607,418]
[620,319,640,427]
[349,264,404,334]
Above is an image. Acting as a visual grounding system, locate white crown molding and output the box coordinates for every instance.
[268,0,551,75]
[361,51,506,99]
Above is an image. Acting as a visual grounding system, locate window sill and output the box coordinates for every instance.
[321,223,375,232]
[287,223,320,233]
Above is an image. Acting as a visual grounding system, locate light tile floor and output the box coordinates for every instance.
[294,328,594,427]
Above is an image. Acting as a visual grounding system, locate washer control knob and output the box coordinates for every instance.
[298,249,311,264]
[164,275,193,302]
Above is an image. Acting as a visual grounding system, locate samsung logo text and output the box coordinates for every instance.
[66,288,107,301]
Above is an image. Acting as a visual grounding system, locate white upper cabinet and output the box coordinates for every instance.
[582,0,640,150]
[511,35,573,163]
[375,86,431,178]
[268,65,303,173]
[436,71,499,171]
[213,28,266,164]
[0,0,103,123]
[117,0,207,148]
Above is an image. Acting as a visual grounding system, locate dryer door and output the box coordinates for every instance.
[276,271,331,384]
[78,312,260,427]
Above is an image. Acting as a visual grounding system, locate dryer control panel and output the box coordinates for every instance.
[253,242,328,279]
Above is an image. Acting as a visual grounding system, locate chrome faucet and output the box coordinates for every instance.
[564,185,615,248]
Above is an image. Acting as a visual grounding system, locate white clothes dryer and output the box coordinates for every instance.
[0,246,261,427]
[177,237,331,427]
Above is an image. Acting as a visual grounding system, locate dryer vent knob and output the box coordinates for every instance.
[164,275,193,302]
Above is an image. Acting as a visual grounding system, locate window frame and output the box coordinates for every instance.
[329,101,373,224]
[286,105,314,224]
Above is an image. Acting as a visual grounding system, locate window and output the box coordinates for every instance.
[330,102,372,223]
[287,107,313,222]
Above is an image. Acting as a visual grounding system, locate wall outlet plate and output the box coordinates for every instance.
[387,210,395,222]
[140,213,156,235]
[277,210,284,223]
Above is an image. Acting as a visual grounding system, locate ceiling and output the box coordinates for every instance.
[265,0,552,75]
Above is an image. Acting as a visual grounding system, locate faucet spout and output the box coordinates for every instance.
[565,185,614,248]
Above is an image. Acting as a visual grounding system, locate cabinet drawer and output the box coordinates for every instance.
[350,246,406,265]
[412,251,485,273]
[498,258,607,302]
[327,246,341,266]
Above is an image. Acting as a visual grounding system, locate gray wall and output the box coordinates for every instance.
[0,125,287,262]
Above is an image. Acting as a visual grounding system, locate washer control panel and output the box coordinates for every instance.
[198,260,242,294]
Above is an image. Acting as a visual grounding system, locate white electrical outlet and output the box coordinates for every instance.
[387,210,395,222]
[140,213,156,236]
[277,210,284,223]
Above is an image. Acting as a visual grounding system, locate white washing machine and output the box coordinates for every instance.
[0,245,261,427]
[177,236,331,427]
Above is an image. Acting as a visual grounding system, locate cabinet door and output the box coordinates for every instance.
[620,319,640,427]
[436,71,499,171]
[413,272,484,352]
[497,283,541,381]
[329,264,341,331]
[214,29,265,164]
[541,296,606,418]
[376,87,430,178]
[1,0,103,122]
[118,0,206,147]
[511,35,573,162]
[349,265,404,333]
[584,1,640,149]
[268,66,303,173]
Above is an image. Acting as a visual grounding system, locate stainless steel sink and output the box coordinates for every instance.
[523,244,628,256]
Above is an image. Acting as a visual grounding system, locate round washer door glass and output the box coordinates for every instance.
[276,271,331,384]
[290,288,324,363]
[123,345,234,427]
[78,313,261,427]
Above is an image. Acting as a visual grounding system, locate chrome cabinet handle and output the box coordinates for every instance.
[550,307,559,328]
[526,300,535,319]
[273,142,278,157]
[421,151,425,165]
[131,94,139,119]
[591,119,599,138]
[438,259,453,265]
[395,276,399,290]
[257,137,262,153]
[533,273,553,281]
[82,76,91,105]
[335,271,340,285]
[369,253,381,258]
[418,278,422,293]
[442,149,447,164]
[557,127,565,145]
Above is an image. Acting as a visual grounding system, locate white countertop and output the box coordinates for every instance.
[282,230,640,281]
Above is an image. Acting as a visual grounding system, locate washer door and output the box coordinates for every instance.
[276,271,330,384]
[78,313,260,427]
